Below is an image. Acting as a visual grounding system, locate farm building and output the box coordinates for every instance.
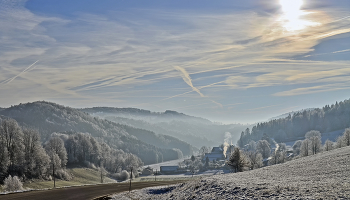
[204,147,225,162]
[160,166,179,174]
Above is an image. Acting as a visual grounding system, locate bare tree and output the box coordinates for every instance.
[300,139,310,157]
[305,130,322,155]
[292,140,302,156]
[23,129,50,179]
[246,151,263,169]
[256,140,271,159]
[324,139,334,151]
[342,128,350,146]
[336,136,344,148]
[247,141,257,152]
[0,119,24,175]
[45,136,67,168]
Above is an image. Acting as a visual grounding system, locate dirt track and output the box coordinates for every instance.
[0,180,184,200]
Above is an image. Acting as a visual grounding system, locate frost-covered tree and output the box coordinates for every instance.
[227,147,250,172]
[45,136,67,168]
[199,146,209,158]
[23,129,50,179]
[0,119,24,175]
[305,130,322,155]
[336,136,344,148]
[292,140,302,156]
[246,141,257,152]
[0,125,10,180]
[342,128,350,146]
[324,139,334,151]
[300,139,310,157]
[245,151,263,169]
[256,140,271,159]
[3,175,23,192]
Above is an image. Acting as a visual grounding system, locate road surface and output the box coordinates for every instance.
[0,180,185,200]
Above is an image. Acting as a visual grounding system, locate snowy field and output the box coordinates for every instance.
[112,146,350,199]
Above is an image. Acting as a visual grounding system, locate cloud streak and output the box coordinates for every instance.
[1,60,39,85]
[174,66,205,97]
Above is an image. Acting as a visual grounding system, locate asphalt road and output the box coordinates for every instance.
[0,180,185,200]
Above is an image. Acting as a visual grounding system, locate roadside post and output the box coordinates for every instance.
[129,167,133,192]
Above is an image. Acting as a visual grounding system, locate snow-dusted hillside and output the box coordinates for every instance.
[112,146,350,199]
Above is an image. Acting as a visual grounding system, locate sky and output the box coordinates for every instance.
[0,0,350,124]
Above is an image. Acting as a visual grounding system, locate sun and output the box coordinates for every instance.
[278,0,319,32]
[279,0,303,13]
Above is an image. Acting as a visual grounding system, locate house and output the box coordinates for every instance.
[142,166,154,175]
[160,166,179,174]
[204,147,225,162]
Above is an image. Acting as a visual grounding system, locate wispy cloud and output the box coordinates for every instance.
[174,66,205,97]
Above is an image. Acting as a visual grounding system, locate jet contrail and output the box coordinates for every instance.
[174,66,205,97]
[3,60,39,85]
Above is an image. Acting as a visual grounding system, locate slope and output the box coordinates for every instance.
[0,101,188,164]
[113,146,350,199]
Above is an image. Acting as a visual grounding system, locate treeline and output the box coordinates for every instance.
[0,118,143,183]
[0,101,186,165]
[228,128,350,174]
[238,98,350,146]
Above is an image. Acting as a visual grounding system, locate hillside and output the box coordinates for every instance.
[112,146,350,199]
[82,107,250,148]
[0,102,192,164]
[238,98,350,146]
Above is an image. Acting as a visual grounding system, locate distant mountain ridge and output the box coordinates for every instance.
[81,107,251,148]
[80,107,212,124]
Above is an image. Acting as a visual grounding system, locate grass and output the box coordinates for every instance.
[1,168,117,192]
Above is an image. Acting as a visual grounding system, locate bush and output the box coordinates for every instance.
[55,169,72,181]
[3,175,23,192]
[111,170,130,181]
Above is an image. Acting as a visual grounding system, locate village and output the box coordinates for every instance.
[140,145,234,179]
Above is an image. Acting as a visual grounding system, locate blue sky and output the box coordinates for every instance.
[0,0,349,123]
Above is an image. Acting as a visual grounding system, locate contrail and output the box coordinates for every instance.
[3,60,39,85]
[174,66,205,97]
[210,100,223,108]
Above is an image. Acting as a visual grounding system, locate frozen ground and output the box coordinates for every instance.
[112,146,350,199]
[138,169,229,181]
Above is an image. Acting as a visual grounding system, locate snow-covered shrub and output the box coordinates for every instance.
[84,161,97,169]
[112,170,129,181]
[55,169,72,181]
[3,175,23,192]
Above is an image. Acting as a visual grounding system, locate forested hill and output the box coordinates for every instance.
[0,101,191,165]
[80,107,211,124]
[82,107,250,148]
[238,98,350,146]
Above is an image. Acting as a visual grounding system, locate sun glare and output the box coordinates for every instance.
[279,0,319,31]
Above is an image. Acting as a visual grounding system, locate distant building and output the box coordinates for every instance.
[204,147,225,162]
[160,166,179,173]
[142,166,154,175]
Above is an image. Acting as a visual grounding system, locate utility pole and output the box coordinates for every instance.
[100,158,103,184]
[53,163,55,188]
[129,167,133,192]
[101,167,103,183]
[155,169,157,181]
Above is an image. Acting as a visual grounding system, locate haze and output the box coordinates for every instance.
[1,0,349,124]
